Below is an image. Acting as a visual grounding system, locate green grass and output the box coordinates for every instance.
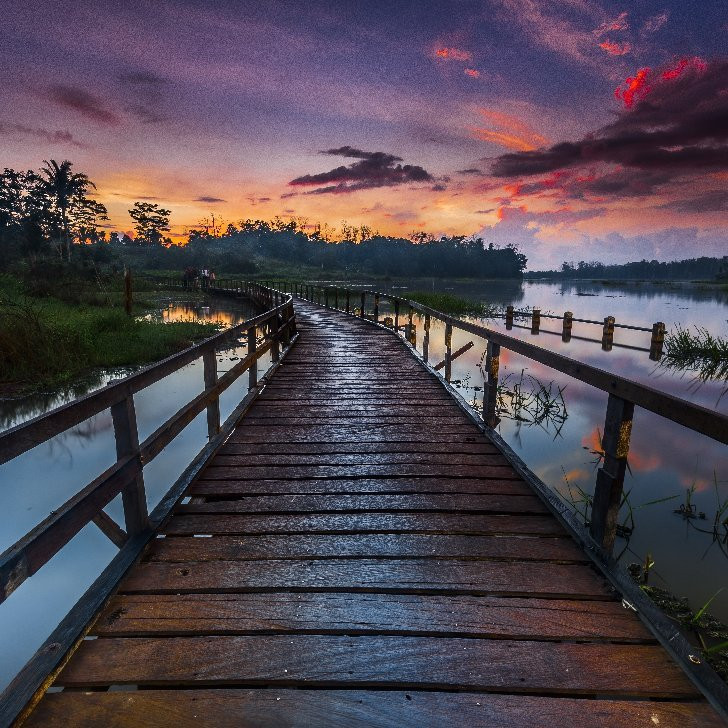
[405,291,498,317]
[662,325,728,384]
[0,274,218,393]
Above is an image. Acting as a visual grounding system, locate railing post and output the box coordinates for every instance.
[650,321,665,361]
[562,311,573,342]
[394,300,400,332]
[374,293,379,323]
[111,393,148,537]
[444,322,452,382]
[248,325,258,389]
[360,291,366,318]
[505,305,513,330]
[346,289,350,314]
[324,288,329,307]
[335,288,339,310]
[602,316,615,351]
[482,341,501,427]
[531,308,540,335]
[270,312,280,362]
[202,348,220,438]
[590,393,634,552]
[408,307,415,345]
[423,313,430,362]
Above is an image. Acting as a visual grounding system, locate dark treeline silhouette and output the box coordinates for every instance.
[527,257,728,282]
[159,220,528,278]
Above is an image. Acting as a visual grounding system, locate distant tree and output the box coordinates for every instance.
[39,159,100,260]
[129,202,171,245]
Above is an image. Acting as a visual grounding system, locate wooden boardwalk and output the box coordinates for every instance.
[25,301,724,726]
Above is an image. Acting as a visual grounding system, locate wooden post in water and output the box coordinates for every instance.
[505,305,513,330]
[444,323,452,382]
[602,316,615,351]
[203,349,220,438]
[360,291,366,318]
[483,340,501,427]
[590,393,634,552]
[111,394,148,537]
[531,308,540,335]
[248,326,258,389]
[394,301,400,332]
[423,313,430,363]
[124,268,133,316]
[373,293,379,323]
[650,322,665,361]
[562,311,573,342]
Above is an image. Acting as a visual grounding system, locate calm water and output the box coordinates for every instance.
[1,282,727,691]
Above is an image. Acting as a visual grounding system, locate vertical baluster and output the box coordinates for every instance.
[650,322,665,361]
[408,307,415,345]
[444,322,452,382]
[394,300,400,332]
[482,341,500,427]
[203,348,220,438]
[602,316,615,351]
[248,325,258,389]
[531,308,541,334]
[270,312,280,362]
[335,288,339,310]
[111,393,148,537]
[346,289,351,314]
[505,305,514,330]
[562,311,573,342]
[374,293,379,323]
[360,291,366,318]
[423,313,430,362]
[590,394,634,552]
[325,288,329,308]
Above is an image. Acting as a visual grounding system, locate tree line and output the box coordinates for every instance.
[526,258,728,281]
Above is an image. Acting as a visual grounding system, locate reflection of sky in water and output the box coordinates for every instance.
[0,283,727,691]
[0,298,263,690]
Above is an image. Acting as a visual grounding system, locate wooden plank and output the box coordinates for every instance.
[211,453,510,467]
[228,429,489,443]
[200,465,520,480]
[93,593,651,641]
[54,635,698,697]
[175,493,545,513]
[146,533,585,562]
[119,558,609,597]
[165,512,566,536]
[219,441,501,455]
[24,690,725,728]
[189,477,531,496]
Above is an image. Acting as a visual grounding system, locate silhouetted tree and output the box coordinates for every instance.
[129,202,171,245]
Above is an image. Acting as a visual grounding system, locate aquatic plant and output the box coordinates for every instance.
[661,325,728,390]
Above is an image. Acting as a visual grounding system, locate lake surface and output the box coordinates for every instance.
[0,281,727,692]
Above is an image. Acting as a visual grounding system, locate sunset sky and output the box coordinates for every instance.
[2,0,726,267]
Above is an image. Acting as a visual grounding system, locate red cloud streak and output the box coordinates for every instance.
[435,47,472,61]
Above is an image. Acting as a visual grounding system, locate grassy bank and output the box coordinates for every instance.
[405,291,498,317]
[0,273,218,394]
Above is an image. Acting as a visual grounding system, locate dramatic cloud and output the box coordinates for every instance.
[289,146,433,194]
[598,40,630,56]
[491,59,728,183]
[471,109,549,151]
[0,122,85,148]
[48,84,120,125]
[195,196,226,203]
[434,47,472,61]
[614,67,651,107]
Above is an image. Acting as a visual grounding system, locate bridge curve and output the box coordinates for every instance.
[13,298,728,726]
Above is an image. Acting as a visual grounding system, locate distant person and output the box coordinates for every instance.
[209,270,216,287]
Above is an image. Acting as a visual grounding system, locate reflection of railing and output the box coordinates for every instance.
[283,282,727,557]
[0,282,295,725]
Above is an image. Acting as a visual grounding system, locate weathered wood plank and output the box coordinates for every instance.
[54,635,698,697]
[166,512,565,536]
[219,441,501,455]
[146,533,585,562]
[25,690,725,728]
[93,593,650,641]
[211,453,510,467]
[120,558,610,598]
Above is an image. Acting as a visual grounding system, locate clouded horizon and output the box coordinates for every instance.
[2,0,726,267]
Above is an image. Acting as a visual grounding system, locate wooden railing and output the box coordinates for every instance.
[0,282,295,726]
[287,281,727,555]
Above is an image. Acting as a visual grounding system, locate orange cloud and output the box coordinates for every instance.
[471,109,548,151]
[464,68,481,78]
[661,56,707,80]
[614,68,651,108]
[435,47,472,61]
[599,40,631,56]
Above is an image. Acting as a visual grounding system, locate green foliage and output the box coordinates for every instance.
[662,325,728,384]
[405,291,497,316]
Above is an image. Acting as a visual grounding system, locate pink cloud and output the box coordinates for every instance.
[598,40,631,56]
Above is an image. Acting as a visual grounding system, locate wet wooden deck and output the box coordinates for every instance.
[26,301,724,726]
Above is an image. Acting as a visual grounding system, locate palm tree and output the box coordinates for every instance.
[40,159,96,261]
